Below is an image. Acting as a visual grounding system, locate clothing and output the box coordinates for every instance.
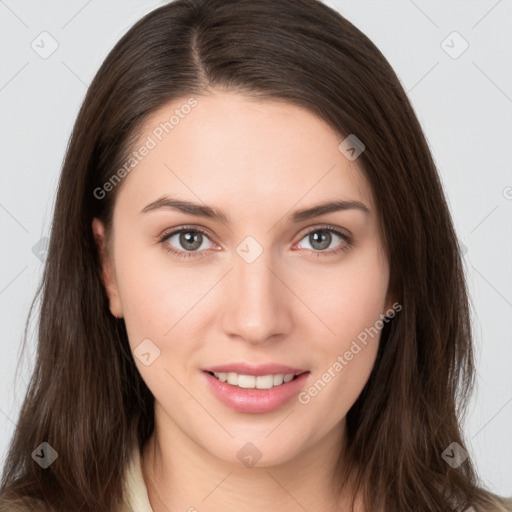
[123,445,154,512]
[121,446,512,512]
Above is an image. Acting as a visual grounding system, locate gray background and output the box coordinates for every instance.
[1,0,511,495]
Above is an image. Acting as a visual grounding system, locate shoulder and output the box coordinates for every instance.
[478,495,512,512]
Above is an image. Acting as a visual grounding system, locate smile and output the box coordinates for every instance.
[207,371,302,389]
[203,370,310,414]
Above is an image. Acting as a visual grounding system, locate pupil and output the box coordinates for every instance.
[311,230,330,250]
[181,231,202,250]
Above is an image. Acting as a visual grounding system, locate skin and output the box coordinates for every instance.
[93,89,394,512]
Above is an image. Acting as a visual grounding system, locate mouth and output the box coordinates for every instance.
[204,370,306,390]
[202,369,311,414]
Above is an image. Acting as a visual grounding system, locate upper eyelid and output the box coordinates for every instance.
[159,225,212,242]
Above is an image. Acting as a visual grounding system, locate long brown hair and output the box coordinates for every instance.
[1,0,510,510]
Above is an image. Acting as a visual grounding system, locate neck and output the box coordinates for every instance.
[141,408,362,512]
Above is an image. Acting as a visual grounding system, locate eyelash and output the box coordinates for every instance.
[158,224,353,261]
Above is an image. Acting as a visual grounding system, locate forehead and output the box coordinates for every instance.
[117,90,375,219]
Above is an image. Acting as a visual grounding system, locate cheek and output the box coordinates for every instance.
[294,245,388,408]
[112,245,214,397]
[296,242,389,349]
[113,255,196,396]
[115,232,389,341]
[114,244,200,340]
[298,343,378,423]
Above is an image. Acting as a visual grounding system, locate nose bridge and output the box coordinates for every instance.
[221,238,291,342]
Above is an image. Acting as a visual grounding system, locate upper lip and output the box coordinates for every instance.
[202,363,309,376]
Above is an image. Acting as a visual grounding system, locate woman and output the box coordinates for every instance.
[1,0,510,511]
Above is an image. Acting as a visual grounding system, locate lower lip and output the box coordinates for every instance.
[203,371,310,414]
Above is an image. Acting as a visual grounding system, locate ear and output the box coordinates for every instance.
[92,218,123,319]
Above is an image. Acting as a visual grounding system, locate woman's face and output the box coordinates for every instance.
[93,89,394,467]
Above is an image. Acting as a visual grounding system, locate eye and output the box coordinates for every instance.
[159,226,216,260]
[158,224,353,260]
[294,226,352,257]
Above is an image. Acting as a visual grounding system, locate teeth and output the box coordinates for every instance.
[273,374,284,386]
[212,372,298,389]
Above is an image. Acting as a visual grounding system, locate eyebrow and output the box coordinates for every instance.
[140,196,370,224]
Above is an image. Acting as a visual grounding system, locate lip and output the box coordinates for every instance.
[202,369,310,414]
[202,362,308,376]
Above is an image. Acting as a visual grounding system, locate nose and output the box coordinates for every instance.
[220,245,293,344]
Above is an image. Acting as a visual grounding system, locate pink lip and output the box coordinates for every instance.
[202,370,310,414]
[202,362,308,376]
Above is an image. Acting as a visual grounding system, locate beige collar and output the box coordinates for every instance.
[123,445,154,512]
